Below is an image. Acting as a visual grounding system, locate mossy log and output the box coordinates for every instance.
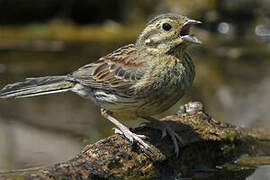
[1,102,270,180]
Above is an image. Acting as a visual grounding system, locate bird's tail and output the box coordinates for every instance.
[0,76,74,98]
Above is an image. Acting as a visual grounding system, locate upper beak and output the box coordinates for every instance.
[180,18,202,44]
[184,18,202,26]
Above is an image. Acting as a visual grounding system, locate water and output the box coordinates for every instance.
[0,34,270,179]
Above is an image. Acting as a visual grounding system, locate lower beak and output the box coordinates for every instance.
[182,35,202,44]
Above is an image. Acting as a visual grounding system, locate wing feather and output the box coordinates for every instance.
[70,44,144,92]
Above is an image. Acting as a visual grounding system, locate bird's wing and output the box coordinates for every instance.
[70,44,145,93]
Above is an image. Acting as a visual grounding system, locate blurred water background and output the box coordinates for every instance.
[0,0,270,179]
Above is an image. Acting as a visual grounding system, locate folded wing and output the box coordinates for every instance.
[70,44,145,94]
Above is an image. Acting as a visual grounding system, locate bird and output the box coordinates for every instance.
[0,13,201,155]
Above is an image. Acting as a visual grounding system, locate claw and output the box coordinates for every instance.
[165,125,180,156]
[103,110,150,150]
[139,122,149,127]
[136,134,148,139]
[161,128,167,139]
[174,132,184,143]
[113,128,123,135]
[142,116,183,156]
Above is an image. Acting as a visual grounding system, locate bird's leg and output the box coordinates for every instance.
[101,109,150,149]
[142,116,183,156]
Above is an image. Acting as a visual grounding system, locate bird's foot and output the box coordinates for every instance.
[112,127,150,149]
[143,116,183,156]
[101,109,150,149]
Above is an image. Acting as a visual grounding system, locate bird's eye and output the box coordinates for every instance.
[162,23,172,31]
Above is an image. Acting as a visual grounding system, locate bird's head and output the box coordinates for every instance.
[136,13,201,55]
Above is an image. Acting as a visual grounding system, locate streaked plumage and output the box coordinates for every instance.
[0,13,201,154]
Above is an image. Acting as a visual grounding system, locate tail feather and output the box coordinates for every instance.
[0,76,74,98]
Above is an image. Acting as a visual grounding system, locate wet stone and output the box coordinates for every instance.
[185,101,204,115]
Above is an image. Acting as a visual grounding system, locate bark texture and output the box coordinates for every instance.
[1,102,270,180]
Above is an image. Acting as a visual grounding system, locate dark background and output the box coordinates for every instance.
[0,0,270,179]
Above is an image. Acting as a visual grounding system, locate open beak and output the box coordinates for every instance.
[180,18,202,44]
